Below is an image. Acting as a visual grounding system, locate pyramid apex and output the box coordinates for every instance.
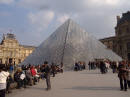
[65,18,74,23]
[63,18,76,29]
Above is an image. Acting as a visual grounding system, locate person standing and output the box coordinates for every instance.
[60,62,63,73]
[118,61,128,91]
[9,64,14,78]
[51,63,56,77]
[127,62,130,88]
[30,66,37,85]
[0,64,9,97]
[43,61,51,90]
[100,61,106,74]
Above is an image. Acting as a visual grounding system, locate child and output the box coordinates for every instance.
[0,64,9,97]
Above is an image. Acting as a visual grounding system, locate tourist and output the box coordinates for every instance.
[6,75,13,93]
[51,63,56,77]
[104,61,110,73]
[14,68,23,89]
[82,62,86,70]
[41,65,46,79]
[74,62,79,71]
[42,61,51,90]
[20,70,27,88]
[0,64,9,97]
[118,61,128,91]
[9,64,14,78]
[127,62,130,88]
[112,62,117,73]
[100,61,106,74]
[80,62,83,70]
[25,67,33,86]
[34,66,40,82]
[60,62,63,73]
[88,61,91,70]
[30,66,37,85]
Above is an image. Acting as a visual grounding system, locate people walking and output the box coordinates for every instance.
[118,61,128,91]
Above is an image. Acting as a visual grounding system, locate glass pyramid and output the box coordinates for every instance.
[21,19,122,69]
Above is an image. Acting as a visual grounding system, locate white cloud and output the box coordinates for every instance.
[89,0,120,6]
[0,0,14,4]
[28,10,54,32]
[105,0,119,5]
[3,0,130,45]
[57,14,70,24]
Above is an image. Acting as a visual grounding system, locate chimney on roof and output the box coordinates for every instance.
[3,34,5,40]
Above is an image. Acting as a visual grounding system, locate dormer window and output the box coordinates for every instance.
[127,27,129,33]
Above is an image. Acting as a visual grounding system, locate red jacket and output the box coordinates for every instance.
[31,68,36,76]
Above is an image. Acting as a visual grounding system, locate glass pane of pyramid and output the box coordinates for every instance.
[22,19,122,69]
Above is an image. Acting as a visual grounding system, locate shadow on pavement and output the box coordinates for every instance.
[80,72,101,74]
[29,87,46,91]
[64,86,119,91]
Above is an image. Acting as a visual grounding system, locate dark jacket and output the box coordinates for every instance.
[42,65,51,78]
[118,64,128,79]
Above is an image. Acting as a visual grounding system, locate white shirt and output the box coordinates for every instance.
[0,71,9,90]
[0,71,9,83]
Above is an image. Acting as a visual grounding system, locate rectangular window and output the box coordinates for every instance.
[18,59,21,63]
[128,53,130,60]
[127,42,130,50]
[0,59,2,64]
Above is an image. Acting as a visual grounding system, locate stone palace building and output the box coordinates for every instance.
[0,33,35,65]
[100,11,130,61]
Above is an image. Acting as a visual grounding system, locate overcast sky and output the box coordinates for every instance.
[0,0,130,46]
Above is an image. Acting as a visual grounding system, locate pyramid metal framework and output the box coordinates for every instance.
[22,19,122,69]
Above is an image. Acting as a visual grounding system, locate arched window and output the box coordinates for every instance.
[127,27,129,33]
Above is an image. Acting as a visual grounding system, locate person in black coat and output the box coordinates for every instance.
[42,61,51,90]
[100,61,106,74]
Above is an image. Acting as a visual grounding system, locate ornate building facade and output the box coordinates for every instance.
[0,33,35,65]
[100,11,130,61]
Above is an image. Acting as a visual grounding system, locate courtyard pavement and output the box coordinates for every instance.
[7,69,130,97]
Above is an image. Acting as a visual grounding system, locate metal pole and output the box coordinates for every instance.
[61,20,70,64]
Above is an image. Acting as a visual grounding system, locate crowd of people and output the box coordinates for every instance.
[88,60,130,91]
[0,59,130,97]
[0,61,63,97]
[74,61,86,71]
